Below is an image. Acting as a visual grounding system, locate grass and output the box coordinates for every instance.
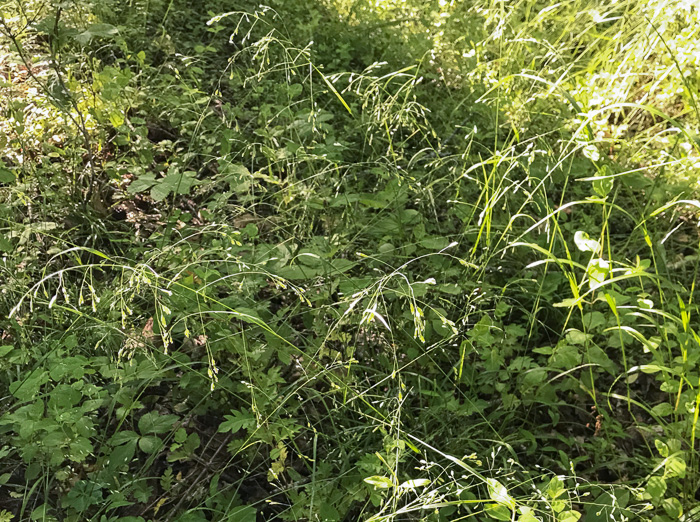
[1,0,700,521]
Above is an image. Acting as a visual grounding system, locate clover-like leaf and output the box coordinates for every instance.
[574,231,600,253]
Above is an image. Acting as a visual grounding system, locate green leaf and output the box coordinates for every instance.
[546,476,566,499]
[559,511,581,522]
[518,507,541,522]
[645,476,666,504]
[109,111,125,128]
[288,83,303,98]
[587,258,610,290]
[168,170,198,195]
[138,436,163,454]
[227,506,256,522]
[0,169,15,183]
[364,476,393,489]
[74,23,119,44]
[62,480,103,511]
[174,428,187,444]
[107,440,136,472]
[549,344,581,369]
[664,455,686,478]
[662,497,682,519]
[553,298,580,308]
[218,409,255,434]
[150,182,172,202]
[10,370,49,401]
[655,439,669,457]
[485,503,512,521]
[487,478,516,509]
[127,174,156,194]
[652,403,674,417]
[574,231,600,253]
[138,412,179,435]
[592,167,614,197]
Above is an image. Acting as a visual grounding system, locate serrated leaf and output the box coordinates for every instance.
[150,182,172,202]
[107,440,136,472]
[138,436,162,454]
[127,174,156,194]
[218,409,255,434]
[138,412,179,435]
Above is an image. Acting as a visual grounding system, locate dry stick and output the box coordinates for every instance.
[148,433,232,518]
[138,429,226,515]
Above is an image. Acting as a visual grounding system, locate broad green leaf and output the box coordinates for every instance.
[0,169,15,183]
[651,403,674,417]
[364,476,393,489]
[127,174,156,194]
[587,258,610,290]
[10,369,48,401]
[163,170,198,196]
[662,497,682,519]
[288,83,303,98]
[565,329,591,346]
[150,182,172,202]
[518,507,541,522]
[546,476,566,499]
[109,111,125,127]
[574,231,600,253]
[485,503,512,521]
[558,511,581,522]
[138,436,163,454]
[74,23,119,44]
[644,476,666,503]
[664,455,686,478]
[655,439,669,457]
[138,412,179,435]
[110,430,140,446]
[487,478,516,509]
[227,506,256,522]
[592,167,614,197]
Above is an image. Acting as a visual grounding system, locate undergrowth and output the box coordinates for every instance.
[1,0,699,521]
